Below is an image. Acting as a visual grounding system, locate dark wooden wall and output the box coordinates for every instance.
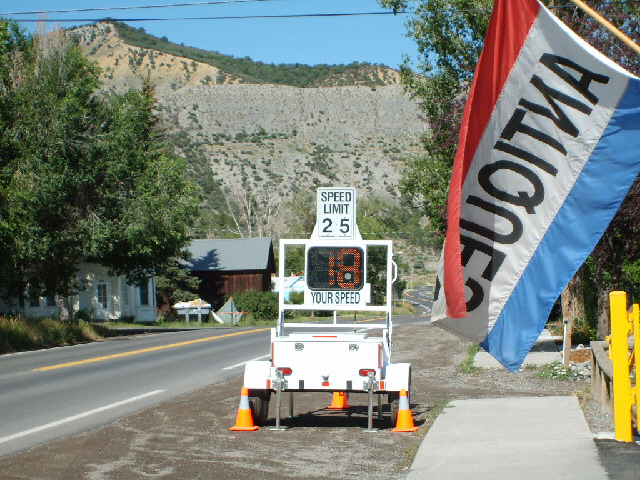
[194,270,273,310]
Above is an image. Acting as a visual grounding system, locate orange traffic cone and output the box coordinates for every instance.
[391,388,418,432]
[327,391,351,410]
[230,386,259,431]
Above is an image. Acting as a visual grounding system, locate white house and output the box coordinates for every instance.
[0,262,157,322]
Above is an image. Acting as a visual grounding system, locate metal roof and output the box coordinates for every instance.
[182,238,274,272]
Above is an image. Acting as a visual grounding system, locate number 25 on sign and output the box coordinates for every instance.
[322,216,350,235]
[317,187,356,239]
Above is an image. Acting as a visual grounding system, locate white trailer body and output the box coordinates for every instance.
[244,331,410,393]
[242,188,411,428]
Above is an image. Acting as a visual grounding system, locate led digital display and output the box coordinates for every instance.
[306,246,364,291]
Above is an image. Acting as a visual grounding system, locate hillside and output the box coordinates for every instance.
[107,20,402,88]
[72,22,426,240]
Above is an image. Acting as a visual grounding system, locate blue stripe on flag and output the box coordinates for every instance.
[482,78,640,371]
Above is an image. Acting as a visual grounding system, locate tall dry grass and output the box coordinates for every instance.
[0,316,111,354]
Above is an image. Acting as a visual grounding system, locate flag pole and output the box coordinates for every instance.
[567,0,640,56]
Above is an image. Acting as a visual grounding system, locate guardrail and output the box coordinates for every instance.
[591,291,638,442]
[590,340,613,415]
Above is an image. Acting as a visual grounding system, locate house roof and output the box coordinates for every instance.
[182,238,274,272]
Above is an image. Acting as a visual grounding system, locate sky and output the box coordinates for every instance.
[3,0,421,68]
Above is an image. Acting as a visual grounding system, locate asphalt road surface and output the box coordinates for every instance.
[0,327,271,456]
[0,306,424,457]
[1,313,638,479]
[403,286,433,316]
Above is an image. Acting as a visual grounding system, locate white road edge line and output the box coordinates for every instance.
[223,354,270,370]
[0,389,165,444]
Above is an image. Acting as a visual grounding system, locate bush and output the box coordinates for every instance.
[234,290,279,321]
[288,291,304,304]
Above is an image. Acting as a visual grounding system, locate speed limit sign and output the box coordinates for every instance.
[316,187,356,239]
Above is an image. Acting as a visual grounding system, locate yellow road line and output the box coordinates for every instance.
[34,328,271,372]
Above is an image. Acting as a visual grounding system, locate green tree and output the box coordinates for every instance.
[381,1,640,337]
[155,259,201,315]
[380,0,492,234]
[0,23,200,318]
[551,2,640,336]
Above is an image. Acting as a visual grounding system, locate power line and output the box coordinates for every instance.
[5,11,409,23]
[4,0,640,17]
[5,1,639,23]
[2,0,278,16]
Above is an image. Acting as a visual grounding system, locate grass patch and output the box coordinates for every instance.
[393,303,417,315]
[108,318,228,329]
[0,316,114,354]
[236,314,277,327]
[404,443,421,465]
[2,308,413,354]
[418,398,449,437]
[537,361,586,381]
[457,344,481,373]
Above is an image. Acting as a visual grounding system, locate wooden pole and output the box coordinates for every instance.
[561,270,584,366]
[568,0,640,56]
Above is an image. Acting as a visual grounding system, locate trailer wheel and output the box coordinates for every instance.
[249,391,271,426]
[388,392,399,426]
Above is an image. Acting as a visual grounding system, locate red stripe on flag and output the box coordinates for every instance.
[444,0,540,318]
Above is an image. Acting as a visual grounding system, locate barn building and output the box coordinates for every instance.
[182,238,276,309]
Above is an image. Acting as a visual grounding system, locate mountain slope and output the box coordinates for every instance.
[73,22,425,237]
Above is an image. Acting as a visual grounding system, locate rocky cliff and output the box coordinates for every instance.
[73,22,425,235]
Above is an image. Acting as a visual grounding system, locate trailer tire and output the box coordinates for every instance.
[388,392,399,426]
[249,391,270,426]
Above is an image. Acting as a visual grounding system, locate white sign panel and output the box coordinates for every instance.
[316,187,356,239]
[305,284,371,309]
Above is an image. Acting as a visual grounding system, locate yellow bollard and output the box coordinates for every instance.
[632,303,639,435]
[608,291,633,442]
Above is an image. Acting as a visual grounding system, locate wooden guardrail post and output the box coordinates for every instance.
[590,340,613,415]
[608,291,633,442]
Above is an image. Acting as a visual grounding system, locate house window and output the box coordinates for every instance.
[97,283,108,309]
[29,293,40,308]
[46,296,56,307]
[139,281,149,306]
[121,282,130,307]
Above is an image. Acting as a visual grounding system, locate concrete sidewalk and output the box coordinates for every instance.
[474,329,563,369]
[405,395,608,479]
[405,331,609,479]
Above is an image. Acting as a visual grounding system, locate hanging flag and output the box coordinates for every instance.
[432,0,640,371]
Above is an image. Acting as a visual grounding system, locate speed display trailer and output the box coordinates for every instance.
[242,188,412,430]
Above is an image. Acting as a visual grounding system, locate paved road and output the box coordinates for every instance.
[0,327,270,456]
[0,292,431,457]
[403,285,433,316]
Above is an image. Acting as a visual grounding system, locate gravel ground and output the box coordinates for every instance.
[0,320,615,479]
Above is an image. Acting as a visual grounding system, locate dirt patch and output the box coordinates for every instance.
[570,348,592,363]
[0,321,610,479]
